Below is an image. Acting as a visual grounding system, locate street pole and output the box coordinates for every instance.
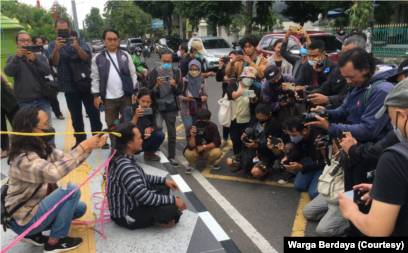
[82,20,86,41]
[71,0,79,33]
[179,14,183,40]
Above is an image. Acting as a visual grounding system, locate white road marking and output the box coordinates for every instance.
[171,174,192,193]
[199,211,230,241]
[158,151,170,163]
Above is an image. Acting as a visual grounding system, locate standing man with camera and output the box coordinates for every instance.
[48,18,104,150]
[149,49,183,167]
[184,108,222,174]
[91,29,137,133]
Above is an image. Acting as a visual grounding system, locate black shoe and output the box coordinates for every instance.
[101,143,110,149]
[44,237,83,253]
[169,158,180,168]
[20,232,48,246]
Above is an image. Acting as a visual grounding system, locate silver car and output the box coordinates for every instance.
[92,42,105,53]
[188,36,235,72]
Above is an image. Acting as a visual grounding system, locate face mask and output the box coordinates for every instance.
[177,51,182,58]
[393,112,408,143]
[290,135,304,143]
[189,70,200,78]
[196,121,208,128]
[38,126,55,143]
[259,117,269,125]
[43,45,49,51]
[308,60,314,66]
[242,77,254,87]
[194,53,201,59]
[300,47,308,56]
[161,63,172,70]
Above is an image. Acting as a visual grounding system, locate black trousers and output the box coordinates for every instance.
[50,97,63,117]
[65,90,102,143]
[111,185,181,230]
[230,119,248,155]
[221,82,230,141]
[1,106,19,151]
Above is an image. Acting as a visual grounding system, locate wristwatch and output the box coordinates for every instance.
[203,144,207,152]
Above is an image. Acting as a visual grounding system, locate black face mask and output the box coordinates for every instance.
[259,117,270,125]
[38,127,55,143]
[196,121,208,128]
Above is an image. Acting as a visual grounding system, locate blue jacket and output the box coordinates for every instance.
[328,65,397,142]
[261,74,296,112]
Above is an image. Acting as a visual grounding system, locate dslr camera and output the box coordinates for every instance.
[316,60,325,68]
[316,135,333,166]
[278,95,288,102]
[243,127,254,143]
[302,108,329,123]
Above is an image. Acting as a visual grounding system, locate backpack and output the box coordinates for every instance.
[67,48,92,92]
[363,79,387,106]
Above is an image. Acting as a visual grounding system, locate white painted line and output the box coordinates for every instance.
[192,170,278,253]
[158,151,169,163]
[199,211,230,242]
[171,174,192,193]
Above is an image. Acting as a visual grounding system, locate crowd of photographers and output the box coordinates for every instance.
[1,18,407,249]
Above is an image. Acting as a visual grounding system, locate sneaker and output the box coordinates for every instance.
[20,232,48,246]
[144,151,161,161]
[278,172,296,184]
[101,143,110,149]
[207,163,221,170]
[169,158,180,168]
[185,166,194,175]
[57,115,65,120]
[43,237,83,252]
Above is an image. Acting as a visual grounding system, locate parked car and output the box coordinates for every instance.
[119,40,127,50]
[187,36,235,72]
[157,37,183,61]
[256,31,343,62]
[126,38,143,53]
[92,42,105,53]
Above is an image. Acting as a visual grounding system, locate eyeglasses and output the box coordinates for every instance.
[160,60,172,64]
[106,38,119,42]
[18,39,32,43]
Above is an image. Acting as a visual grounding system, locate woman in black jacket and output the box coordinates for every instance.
[216,50,237,146]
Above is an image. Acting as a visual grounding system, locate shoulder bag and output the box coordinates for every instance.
[156,68,180,113]
[26,62,59,100]
[106,51,134,95]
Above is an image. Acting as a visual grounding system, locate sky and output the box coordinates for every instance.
[17,0,110,29]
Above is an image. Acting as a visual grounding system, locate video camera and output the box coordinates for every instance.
[302,108,329,123]
[316,135,333,166]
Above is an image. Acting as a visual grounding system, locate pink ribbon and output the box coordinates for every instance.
[1,150,116,253]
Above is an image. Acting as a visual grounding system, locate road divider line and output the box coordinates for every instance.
[291,192,310,237]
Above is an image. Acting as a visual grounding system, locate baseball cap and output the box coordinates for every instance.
[263,65,281,82]
[386,59,408,83]
[195,108,211,118]
[375,78,408,119]
[191,41,206,55]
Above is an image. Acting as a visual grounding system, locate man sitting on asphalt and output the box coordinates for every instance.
[184,108,222,175]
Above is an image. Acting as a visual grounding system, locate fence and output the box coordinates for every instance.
[324,24,408,57]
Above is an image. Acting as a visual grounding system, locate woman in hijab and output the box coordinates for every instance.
[335,27,348,43]
[178,60,208,131]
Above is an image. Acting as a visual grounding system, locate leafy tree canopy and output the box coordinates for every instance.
[85,7,104,40]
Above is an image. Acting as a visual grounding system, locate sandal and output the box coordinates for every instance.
[1,150,8,159]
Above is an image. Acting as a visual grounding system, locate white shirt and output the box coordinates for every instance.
[106,52,124,99]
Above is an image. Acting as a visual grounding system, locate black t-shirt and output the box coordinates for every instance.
[275,60,282,70]
[370,145,408,237]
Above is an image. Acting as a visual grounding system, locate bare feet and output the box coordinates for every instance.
[154,220,176,228]
[1,150,8,159]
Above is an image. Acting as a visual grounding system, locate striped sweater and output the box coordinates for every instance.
[107,154,175,219]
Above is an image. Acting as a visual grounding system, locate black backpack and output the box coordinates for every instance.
[67,48,92,92]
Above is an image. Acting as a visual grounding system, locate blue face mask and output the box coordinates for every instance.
[194,53,201,59]
[290,135,304,143]
[308,60,314,66]
[300,47,308,56]
[161,63,172,70]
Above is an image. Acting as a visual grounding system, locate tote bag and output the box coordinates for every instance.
[218,94,231,127]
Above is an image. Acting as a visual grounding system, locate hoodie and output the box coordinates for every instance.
[327,64,397,143]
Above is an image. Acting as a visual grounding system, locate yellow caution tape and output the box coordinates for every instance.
[0,131,121,137]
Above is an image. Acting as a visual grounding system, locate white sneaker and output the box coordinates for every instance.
[185,166,195,175]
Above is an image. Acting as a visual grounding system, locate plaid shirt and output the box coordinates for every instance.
[177,78,208,118]
[186,122,221,150]
[5,148,89,226]
[46,39,91,93]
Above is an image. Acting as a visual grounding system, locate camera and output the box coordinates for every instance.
[302,108,328,123]
[280,160,290,168]
[22,45,43,53]
[195,121,207,136]
[278,95,288,102]
[243,127,254,143]
[316,60,324,68]
[316,135,331,149]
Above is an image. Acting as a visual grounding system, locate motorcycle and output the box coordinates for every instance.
[143,45,150,59]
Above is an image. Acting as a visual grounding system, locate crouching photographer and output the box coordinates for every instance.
[302,138,349,237]
[280,116,327,199]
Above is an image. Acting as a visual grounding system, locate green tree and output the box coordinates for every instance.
[281,1,324,27]
[174,1,243,36]
[374,2,394,25]
[345,1,374,30]
[104,1,151,39]
[85,7,104,40]
[244,1,274,34]
[134,1,175,36]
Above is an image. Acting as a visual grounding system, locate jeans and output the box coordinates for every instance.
[302,194,349,237]
[142,131,165,152]
[18,99,54,146]
[294,158,322,199]
[10,183,86,238]
[181,114,196,131]
[156,112,176,159]
[65,90,103,143]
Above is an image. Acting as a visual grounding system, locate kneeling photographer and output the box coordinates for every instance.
[226,103,282,181]
[123,88,164,161]
[184,108,222,175]
[281,116,326,199]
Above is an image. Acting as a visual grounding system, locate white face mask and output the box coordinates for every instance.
[177,51,182,58]
[43,44,49,51]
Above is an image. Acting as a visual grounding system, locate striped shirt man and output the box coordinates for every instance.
[107,154,175,219]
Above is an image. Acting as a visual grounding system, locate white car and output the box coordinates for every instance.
[119,41,127,50]
[188,36,235,72]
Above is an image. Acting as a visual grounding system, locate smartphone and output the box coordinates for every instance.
[64,38,74,45]
[343,190,364,204]
[287,83,296,91]
[143,108,153,115]
[222,56,230,63]
[58,30,70,38]
[268,136,281,145]
[160,76,171,82]
[237,49,244,55]
[291,26,301,34]
[22,45,43,53]
[193,97,202,102]
[243,90,255,98]
[338,128,346,139]
[99,103,106,112]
